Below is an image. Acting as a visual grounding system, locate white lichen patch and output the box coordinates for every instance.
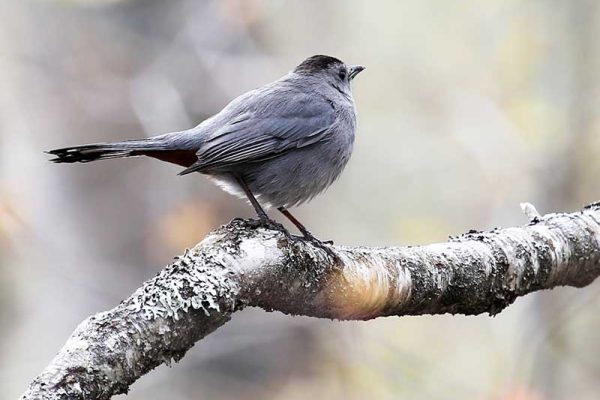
[127,248,238,320]
[199,235,284,281]
[237,237,283,272]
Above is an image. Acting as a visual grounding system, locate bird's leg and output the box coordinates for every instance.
[277,207,311,237]
[278,207,334,245]
[234,176,288,234]
[235,176,269,222]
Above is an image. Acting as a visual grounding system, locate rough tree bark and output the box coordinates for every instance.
[22,203,600,399]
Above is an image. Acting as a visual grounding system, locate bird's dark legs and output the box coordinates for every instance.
[234,176,270,223]
[233,176,333,247]
[278,206,333,245]
[234,176,290,235]
[278,207,310,237]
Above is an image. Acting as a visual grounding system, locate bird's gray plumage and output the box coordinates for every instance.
[48,55,363,229]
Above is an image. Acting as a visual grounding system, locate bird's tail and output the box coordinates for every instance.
[47,138,169,163]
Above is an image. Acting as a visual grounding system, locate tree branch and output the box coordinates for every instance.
[22,204,600,399]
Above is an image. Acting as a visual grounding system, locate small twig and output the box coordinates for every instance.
[521,202,542,222]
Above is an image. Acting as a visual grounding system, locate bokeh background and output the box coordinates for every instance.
[1,1,599,399]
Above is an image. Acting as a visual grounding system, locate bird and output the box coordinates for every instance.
[48,55,364,243]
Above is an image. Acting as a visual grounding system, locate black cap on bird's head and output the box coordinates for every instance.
[294,55,365,82]
[294,55,344,74]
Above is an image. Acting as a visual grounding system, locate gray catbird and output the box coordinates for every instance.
[48,55,364,242]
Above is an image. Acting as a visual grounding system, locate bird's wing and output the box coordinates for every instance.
[179,90,336,175]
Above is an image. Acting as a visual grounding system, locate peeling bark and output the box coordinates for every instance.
[22,204,600,399]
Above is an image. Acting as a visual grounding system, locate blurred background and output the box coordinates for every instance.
[1,0,599,399]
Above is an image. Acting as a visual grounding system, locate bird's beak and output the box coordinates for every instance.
[348,65,365,80]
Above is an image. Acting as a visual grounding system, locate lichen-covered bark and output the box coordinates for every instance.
[22,250,238,400]
[22,205,600,399]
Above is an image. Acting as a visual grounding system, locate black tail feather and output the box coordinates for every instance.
[47,144,135,163]
[47,139,168,163]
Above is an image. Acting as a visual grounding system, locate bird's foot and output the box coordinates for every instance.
[245,216,337,260]
[248,216,293,238]
[301,229,334,246]
[296,229,339,260]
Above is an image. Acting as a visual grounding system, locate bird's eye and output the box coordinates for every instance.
[338,70,347,80]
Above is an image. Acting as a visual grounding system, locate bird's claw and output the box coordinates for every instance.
[302,230,334,246]
[248,217,337,260]
[297,230,339,260]
[251,217,293,238]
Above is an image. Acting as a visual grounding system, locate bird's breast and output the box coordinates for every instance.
[237,119,355,208]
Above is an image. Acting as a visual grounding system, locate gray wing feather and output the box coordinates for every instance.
[179,90,336,174]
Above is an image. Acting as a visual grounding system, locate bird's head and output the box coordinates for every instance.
[293,55,365,96]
